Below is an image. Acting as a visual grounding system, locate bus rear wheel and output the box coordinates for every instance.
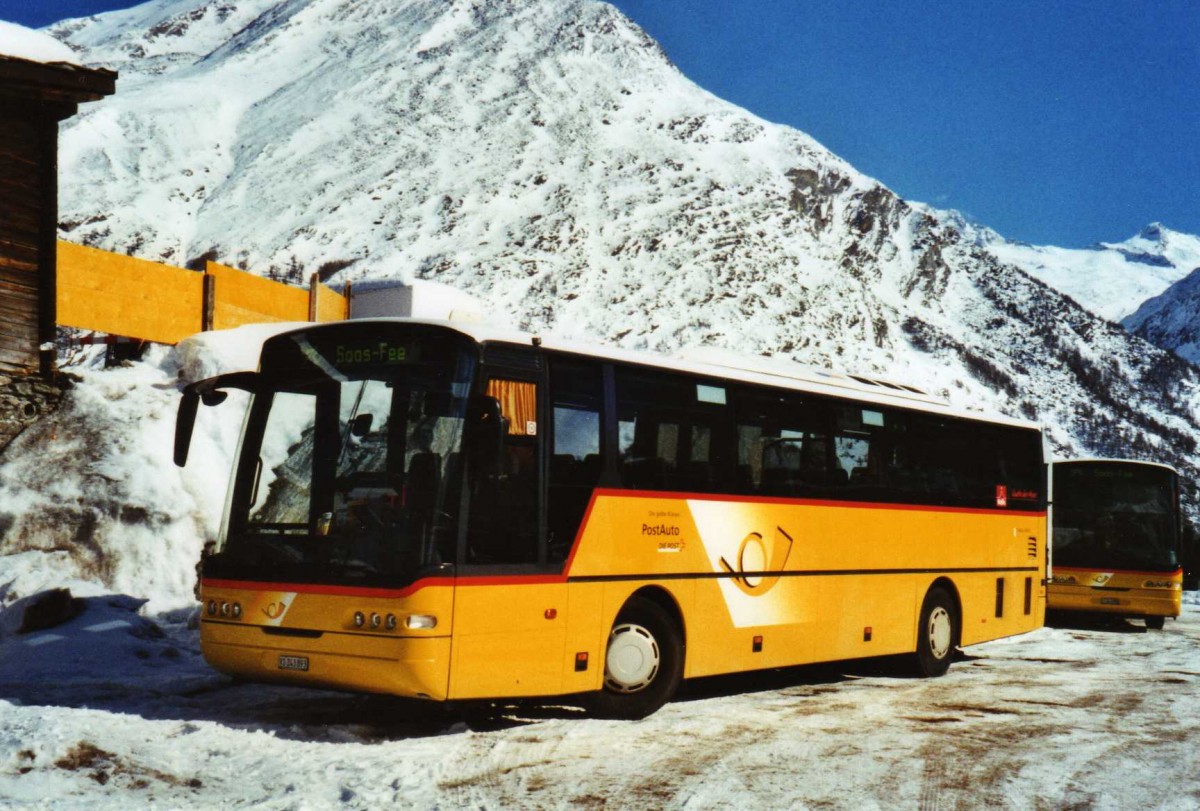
[1145,616,1166,630]
[912,587,957,677]
[589,597,683,720]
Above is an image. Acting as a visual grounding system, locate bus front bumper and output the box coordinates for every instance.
[200,620,451,700]
[1047,585,1181,619]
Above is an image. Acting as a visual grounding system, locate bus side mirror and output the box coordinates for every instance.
[350,413,374,438]
[175,389,199,467]
[466,395,505,476]
[201,389,228,407]
[174,371,260,468]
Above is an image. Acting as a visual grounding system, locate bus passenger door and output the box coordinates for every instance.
[449,366,567,699]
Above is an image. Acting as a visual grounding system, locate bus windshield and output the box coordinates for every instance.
[215,324,476,586]
[1053,463,1179,571]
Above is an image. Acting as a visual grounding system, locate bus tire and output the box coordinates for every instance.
[1145,616,1165,630]
[589,597,683,720]
[912,587,957,677]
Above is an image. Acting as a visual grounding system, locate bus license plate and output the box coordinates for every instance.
[278,655,309,672]
[1099,597,1120,606]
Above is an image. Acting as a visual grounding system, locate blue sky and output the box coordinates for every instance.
[608,0,1200,248]
[4,0,1197,247]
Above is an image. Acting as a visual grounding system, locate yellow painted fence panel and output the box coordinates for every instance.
[56,242,349,344]
[313,279,349,322]
[57,241,203,344]
[207,261,309,330]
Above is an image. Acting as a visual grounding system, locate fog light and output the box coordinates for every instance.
[370,613,382,629]
[207,600,217,616]
[405,614,437,630]
[231,603,242,619]
[385,614,398,631]
[353,611,365,628]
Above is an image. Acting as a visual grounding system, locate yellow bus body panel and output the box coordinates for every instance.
[447,580,567,699]
[1047,567,1182,618]
[200,492,1046,701]
[563,493,1045,683]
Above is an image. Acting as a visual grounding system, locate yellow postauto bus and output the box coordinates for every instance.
[1048,459,1182,629]
[175,319,1047,718]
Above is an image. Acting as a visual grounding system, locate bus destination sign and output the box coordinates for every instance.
[333,341,419,367]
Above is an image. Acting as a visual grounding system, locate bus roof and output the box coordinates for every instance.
[270,317,1042,433]
[1052,458,1179,475]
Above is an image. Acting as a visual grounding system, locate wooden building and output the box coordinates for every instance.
[0,52,115,376]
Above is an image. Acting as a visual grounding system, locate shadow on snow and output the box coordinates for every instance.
[0,593,971,743]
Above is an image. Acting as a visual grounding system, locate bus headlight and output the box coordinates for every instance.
[385,614,398,631]
[370,613,382,629]
[207,600,217,616]
[405,614,437,630]
[353,611,366,628]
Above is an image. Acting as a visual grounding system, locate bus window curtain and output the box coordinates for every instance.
[487,379,537,436]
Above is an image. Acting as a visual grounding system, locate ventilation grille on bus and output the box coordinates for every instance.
[483,344,544,371]
[847,375,928,395]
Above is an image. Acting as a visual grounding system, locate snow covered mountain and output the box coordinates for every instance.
[1,0,1195,604]
[1123,268,1200,366]
[41,0,1200,465]
[983,223,1200,324]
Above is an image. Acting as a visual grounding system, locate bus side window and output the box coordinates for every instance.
[615,367,729,494]
[548,357,605,563]
[466,377,540,564]
[734,387,835,498]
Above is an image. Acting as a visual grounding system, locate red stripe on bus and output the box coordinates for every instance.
[585,488,1047,518]
[201,578,455,598]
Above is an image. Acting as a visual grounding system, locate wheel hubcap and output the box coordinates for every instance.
[928,606,952,659]
[604,622,660,693]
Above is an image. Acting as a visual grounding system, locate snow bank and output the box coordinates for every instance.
[0,21,77,64]
[0,328,284,615]
[174,321,303,381]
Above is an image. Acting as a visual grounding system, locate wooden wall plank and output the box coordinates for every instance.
[0,112,42,373]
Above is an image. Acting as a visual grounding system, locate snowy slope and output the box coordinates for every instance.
[983,223,1200,323]
[0,0,1193,606]
[1124,267,1200,366]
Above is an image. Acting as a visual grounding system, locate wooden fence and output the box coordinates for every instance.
[56,241,348,344]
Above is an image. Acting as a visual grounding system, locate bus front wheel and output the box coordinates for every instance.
[590,597,683,720]
[1145,616,1166,630]
[912,587,957,677]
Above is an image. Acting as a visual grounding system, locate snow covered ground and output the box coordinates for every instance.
[1,595,1197,809]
